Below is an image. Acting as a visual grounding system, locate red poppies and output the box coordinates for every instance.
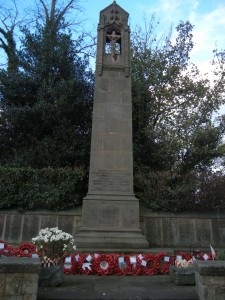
[0,240,214,276]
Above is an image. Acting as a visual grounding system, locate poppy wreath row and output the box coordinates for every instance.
[0,241,214,276]
[0,240,12,256]
[0,240,36,257]
[175,251,214,261]
[63,252,174,276]
[63,250,214,276]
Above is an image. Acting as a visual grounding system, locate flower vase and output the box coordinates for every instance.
[38,264,64,287]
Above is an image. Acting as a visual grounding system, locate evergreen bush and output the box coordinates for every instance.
[0,167,87,212]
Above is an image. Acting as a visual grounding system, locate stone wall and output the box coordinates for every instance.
[194,260,225,300]
[140,208,225,248]
[0,208,82,246]
[1,207,225,249]
[0,257,41,299]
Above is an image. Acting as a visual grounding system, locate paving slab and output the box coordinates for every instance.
[37,275,197,300]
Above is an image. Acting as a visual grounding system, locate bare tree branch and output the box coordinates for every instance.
[0,0,20,72]
[39,0,50,24]
[57,0,74,24]
[0,37,7,49]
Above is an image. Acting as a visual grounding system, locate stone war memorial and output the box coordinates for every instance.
[75,1,148,250]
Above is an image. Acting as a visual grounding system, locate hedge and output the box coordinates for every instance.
[0,167,87,211]
[134,168,225,212]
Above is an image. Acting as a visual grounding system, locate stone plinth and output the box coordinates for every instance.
[0,257,41,299]
[194,260,225,300]
[75,70,148,249]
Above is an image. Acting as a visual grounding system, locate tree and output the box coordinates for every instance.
[0,0,94,169]
[131,19,225,173]
[131,19,225,211]
[0,0,20,72]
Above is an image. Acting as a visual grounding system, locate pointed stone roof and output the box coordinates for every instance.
[99,1,129,27]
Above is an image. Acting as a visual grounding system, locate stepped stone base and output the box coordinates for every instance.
[76,228,148,249]
[75,194,148,249]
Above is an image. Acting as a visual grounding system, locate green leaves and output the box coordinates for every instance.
[0,167,87,211]
[0,1,94,169]
[131,18,225,173]
[131,17,225,211]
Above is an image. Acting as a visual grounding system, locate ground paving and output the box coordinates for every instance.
[37,275,197,300]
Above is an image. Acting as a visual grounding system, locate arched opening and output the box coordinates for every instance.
[105,29,121,58]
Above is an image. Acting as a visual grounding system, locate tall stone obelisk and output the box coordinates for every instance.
[76,1,148,249]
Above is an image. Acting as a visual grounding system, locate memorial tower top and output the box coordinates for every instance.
[96,1,130,77]
[99,1,129,27]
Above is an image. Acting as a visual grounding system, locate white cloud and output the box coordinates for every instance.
[136,0,225,76]
[189,5,225,77]
[190,5,225,56]
[138,0,199,23]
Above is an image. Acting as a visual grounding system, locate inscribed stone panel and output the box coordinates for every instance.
[89,169,133,194]
[99,207,119,226]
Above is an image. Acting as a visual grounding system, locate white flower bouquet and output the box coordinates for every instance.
[32,227,76,266]
[175,258,193,268]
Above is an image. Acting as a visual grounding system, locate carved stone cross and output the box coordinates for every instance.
[106,31,121,59]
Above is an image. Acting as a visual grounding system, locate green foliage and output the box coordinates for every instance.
[196,170,225,210]
[131,18,225,211]
[1,4,225,213]
[134,168,225,212]
[0,167,87,212]
[217,250,225,261]
[134,168,196,212]
[0,3,94,169]
[131,19,225,173]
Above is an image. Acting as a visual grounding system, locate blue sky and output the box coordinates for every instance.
[81,0,225,73]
